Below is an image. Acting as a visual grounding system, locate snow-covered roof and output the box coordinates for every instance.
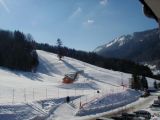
[65,73,75,79]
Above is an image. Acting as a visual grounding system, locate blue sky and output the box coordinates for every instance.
[0,0,157,51]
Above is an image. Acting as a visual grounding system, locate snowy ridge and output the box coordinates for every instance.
[94,35,132,52]
[105,35,125,48]
[94,28,160,73]
[95,28,159,53]
[145,63,160,75]
[105,35,133,48]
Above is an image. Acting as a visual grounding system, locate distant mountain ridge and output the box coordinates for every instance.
[94,28,160,74]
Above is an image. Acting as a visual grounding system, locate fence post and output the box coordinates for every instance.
[86,95,87,103]
[67,90,69,96]
[75,88,76,96]
[12,89,15,104]
[58,87,59,98]
[46,88,48,99]
[33,88,35,100]
[24,88,26,102]
[79,97,82,109]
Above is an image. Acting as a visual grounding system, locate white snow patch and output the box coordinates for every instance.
[105,36,126,48]
[94,46,103,52]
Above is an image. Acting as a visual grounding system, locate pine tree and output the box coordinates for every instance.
[136,75,141,90]
[131,73,141,90]
[56,38,63,60]
[131,73,137,89]
[141,76,148,90]
[158,83,160,88]
[131,77,135,89]
[154,80,158,89]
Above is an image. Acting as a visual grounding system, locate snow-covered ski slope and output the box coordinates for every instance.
[0,50,158,120]
[0,50,156,104]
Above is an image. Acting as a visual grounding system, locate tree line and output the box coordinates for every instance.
[35,39,153,78]
[0,29,38,71]
[130,73,159,90]
[130,74,148,90]
[0,28,156,81]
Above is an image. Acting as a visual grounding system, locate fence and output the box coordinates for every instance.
[76,95,140,116]
[0,86,125,105]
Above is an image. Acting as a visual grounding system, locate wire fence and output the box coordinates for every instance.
[0,86,125,105]
[76,93,141,116]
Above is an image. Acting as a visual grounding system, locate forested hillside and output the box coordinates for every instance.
[36,42,153,78]
[0,30,38,71]
[0,29,155,78]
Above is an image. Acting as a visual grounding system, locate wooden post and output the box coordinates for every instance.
[86,95,87,103]
[75,88,76,96]
[46,88,48,99]
[24,88,26,102]
[79,97,82,109]
[58,87,59,98]
[33,88,35,100]
[12,89,15,104]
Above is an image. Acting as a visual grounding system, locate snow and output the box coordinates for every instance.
[76,89,141,116]
[79,93,160,120]
[105,36,127,48]
[0,50,158,119]
[94,35,133,52]
[118,36,126,46]
[144,63,160,75]
[53,103,77,119]
[105,38,118,48]
[93,46,103,52]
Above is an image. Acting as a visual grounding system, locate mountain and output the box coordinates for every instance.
[94,28,160,74]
